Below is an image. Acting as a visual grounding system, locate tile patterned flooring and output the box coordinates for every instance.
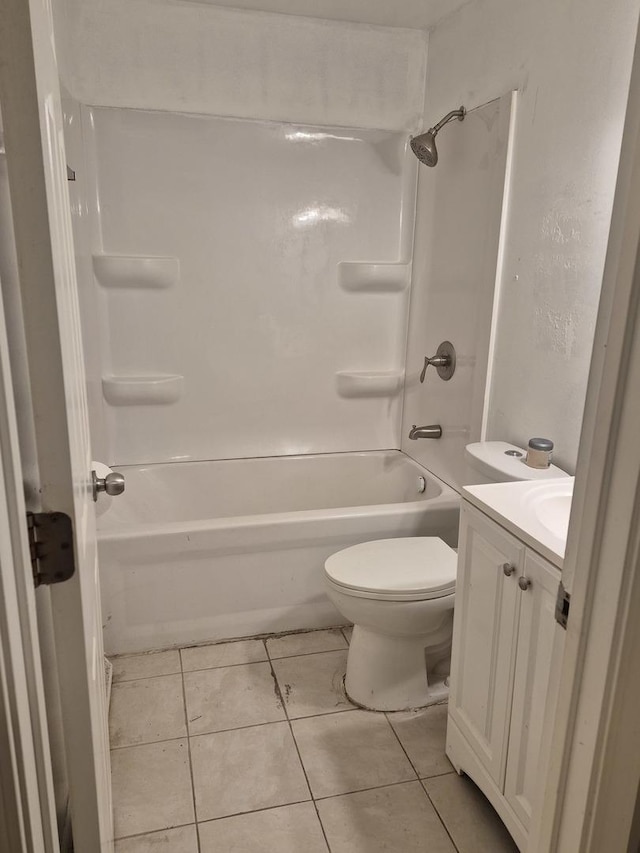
[109,627,518,852]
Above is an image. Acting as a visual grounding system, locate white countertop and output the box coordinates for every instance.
[462,477,574,570]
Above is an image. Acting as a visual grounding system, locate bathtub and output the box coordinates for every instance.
[97,450,460,654]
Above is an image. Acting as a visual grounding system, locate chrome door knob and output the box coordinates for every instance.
[518,577,532,591]
[502,563,516,577]
[92,470,125,502]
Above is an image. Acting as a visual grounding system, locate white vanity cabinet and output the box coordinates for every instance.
[447,500,564,851]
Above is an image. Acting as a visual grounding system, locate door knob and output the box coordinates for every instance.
[92,470,125,502]
[518,577,532,591]
[502,563,516,577]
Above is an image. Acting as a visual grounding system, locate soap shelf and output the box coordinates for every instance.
[336,370,404,398]
[102,375,183,406]
[93,255,180,290]
[338,262,410,294]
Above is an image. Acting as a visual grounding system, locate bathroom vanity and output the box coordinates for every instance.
[446,479,573,851]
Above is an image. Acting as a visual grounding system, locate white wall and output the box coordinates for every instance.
[54,0,427,131]
[425,0,639,473]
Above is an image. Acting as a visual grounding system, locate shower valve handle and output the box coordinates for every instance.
[92,470,125,502]
[420,341,457,382]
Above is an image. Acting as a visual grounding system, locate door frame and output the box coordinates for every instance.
[0,258,59,853]
[534,22,640,853]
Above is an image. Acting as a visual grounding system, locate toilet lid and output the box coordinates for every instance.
[324,537,457,598]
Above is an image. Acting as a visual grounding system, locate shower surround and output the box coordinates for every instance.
[59,2,513,655]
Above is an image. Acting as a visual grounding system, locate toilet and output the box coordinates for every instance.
[325,537,457,712]
[325,441,571,712]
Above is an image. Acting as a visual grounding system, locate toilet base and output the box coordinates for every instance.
[345,625,450,712]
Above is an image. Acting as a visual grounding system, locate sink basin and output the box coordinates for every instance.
[463,477,575,568]
[523,482,573,539]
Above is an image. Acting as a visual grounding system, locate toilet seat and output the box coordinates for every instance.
[324,537,457,602]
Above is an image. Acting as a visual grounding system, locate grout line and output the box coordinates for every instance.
[266,654,332,853]
[268,647,349,661]
[110,734,188,752]
[314,777,427,803]
[111,625,352,659]
[420,779,462,853]
[384,713,460,852]
[182,658,271,675]
[112,670,183,685]
[115,821,196,843]
[195,798,313,827]
[180,666,202,853]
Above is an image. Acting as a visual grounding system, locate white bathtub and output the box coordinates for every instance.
[97,450,460,654]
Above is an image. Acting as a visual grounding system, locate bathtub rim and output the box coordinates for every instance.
[98,454,459,542]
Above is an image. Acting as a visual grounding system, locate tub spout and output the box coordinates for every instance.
[409,424,442,440]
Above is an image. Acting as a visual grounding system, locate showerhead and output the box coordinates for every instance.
[410,106,466,167]
[410,131,439,167]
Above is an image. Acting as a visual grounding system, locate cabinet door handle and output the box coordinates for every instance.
[502,563,516,577]
[518,577,532,591]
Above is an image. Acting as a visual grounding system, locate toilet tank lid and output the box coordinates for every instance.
[324,537,457,596]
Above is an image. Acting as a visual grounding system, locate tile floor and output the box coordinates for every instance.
[109,627,518,852]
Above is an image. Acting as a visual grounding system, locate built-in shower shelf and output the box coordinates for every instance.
[93,255,180,290]
[338,262,410,293]
[336,370,404,398]
[102,375,184,406]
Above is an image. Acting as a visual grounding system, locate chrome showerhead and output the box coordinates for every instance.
[410,106,466,167]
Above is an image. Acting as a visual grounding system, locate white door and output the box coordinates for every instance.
[0,1,113,851]
[448,502,523,787]
[504,550,563,831]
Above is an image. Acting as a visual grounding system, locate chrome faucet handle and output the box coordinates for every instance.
[420,341,456,382]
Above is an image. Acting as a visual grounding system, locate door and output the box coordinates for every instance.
[504,550,563,831]
[0,1,113,850]
[448,502,523,787]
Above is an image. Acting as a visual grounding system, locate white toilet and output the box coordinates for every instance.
[325,537,457,711]
[325,441,571,712]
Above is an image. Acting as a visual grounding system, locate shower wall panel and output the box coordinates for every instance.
[84,107,416,464]
[401,94,514,491]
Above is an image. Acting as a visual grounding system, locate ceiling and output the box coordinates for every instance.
[191,0,473,30]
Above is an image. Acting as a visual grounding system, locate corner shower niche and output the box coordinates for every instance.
[80,106,417,465]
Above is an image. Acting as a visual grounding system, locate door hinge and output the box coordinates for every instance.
[555,581,571,629]
[27,512,76,588]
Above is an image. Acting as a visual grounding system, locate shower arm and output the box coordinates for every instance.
[430,107,466,135]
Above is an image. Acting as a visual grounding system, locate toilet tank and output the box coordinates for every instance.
[464,441,570,485]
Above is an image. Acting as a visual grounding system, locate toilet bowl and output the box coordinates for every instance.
[324,537,457,712]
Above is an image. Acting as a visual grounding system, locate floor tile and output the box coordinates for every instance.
[198,802,328,853]
[191,721,310,821]
[387,704,454,779]
[266,629,348,659]
[272,650,353,718]
[423,773,519,852]
[184,662,285,735]
[317,781,456,853]
[115,825,198,852]
[292,710,416,799]
[111,650,181,683]
[180,639,266,671]
[109,675,186,748]
[342,626,353,644]
[111,739,194,838]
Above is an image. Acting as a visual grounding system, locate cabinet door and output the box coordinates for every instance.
[505,549,562,830]
[449,503,524,787]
